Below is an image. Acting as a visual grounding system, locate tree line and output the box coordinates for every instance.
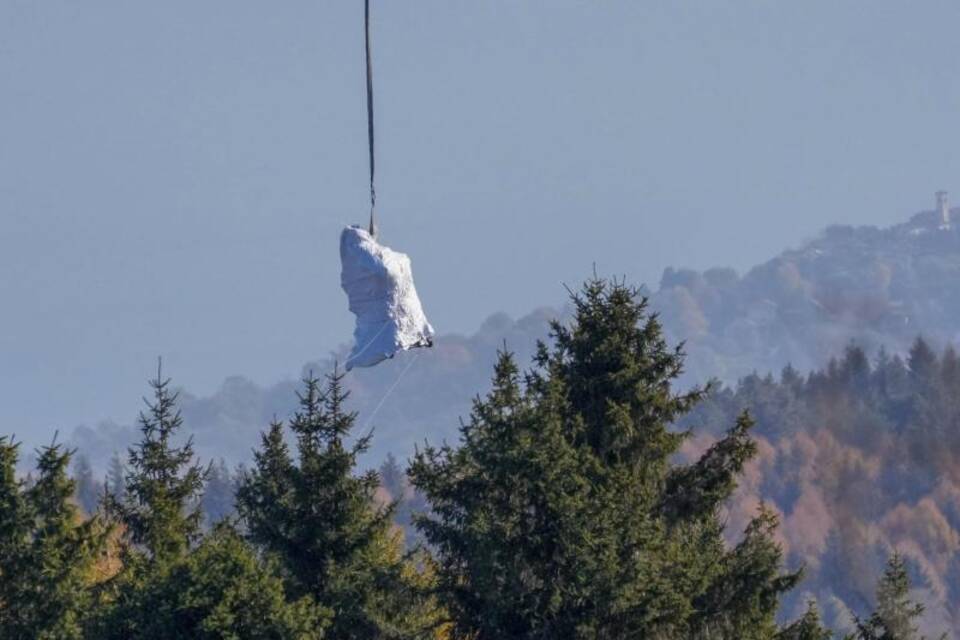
[674,335,960,634]
[0,279,941,639]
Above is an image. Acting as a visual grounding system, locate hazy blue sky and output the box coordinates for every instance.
[4,1,960,444]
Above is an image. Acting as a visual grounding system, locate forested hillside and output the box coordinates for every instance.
[657,205,960,385]
[673,340,960,636]
[7,279,905,638]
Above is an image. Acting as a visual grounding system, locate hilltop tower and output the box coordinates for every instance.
[937,190,950,228]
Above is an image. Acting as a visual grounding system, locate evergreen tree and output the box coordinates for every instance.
[97,366,210,638]
[73,453,101,516]
[169,523,329,639]
[0,440,108,639]
[938,345,960,392]
[100,522,329,640]
[855,553,940,640]
[380,452,428,549]
[908,338,938,385]
[200,458,237,527]
[236,419,293,560]
[0,436,31,634]
[110,364,207,564]
[379,452,405,501]
[96,366,332,639]
[781,363,804,392]
[105,451,126,502]
[237,369,440,639]
[777,601,833,640]
[410,278,801,639]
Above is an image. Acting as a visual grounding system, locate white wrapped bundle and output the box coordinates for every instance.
[340,226,434,370]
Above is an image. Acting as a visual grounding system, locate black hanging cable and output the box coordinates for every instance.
[365,0,376,236]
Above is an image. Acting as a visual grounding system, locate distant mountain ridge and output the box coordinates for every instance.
[70,201,960,470]
[657,201,960,386]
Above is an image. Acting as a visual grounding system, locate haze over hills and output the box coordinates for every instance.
[58,197,960,636]
[658,193,960,384]
[67,195,960,471]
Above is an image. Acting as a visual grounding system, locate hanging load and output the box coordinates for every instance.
[339,0,433,370]
[340,225,434,370]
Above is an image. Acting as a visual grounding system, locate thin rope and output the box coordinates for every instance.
[362,350,421,432]
[365,0,376,236]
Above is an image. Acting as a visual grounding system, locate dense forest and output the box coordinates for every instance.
[674,338,960,636]
[0,279,944,638]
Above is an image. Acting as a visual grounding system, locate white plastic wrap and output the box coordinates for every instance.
[340,226,434,370]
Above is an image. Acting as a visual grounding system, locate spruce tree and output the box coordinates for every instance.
[379,452,405,500]
[136,523,330,639]
[410,278,801,639]
[236,419,293,560]
[73,453,101,516]
[908,338,938,385]
[380,452,425,549]
[855,553,940,640]
[97,366,326,639]
[0,437,31,634]
[110,364,207,565]
[97,365,209,637]
[777,601,833,640]
[200,458,237,527]
[105,451,126,501]
[237,369,440,639]
[0,440,108,639]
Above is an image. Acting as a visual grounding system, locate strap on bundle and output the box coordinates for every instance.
[365,0,376,237]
